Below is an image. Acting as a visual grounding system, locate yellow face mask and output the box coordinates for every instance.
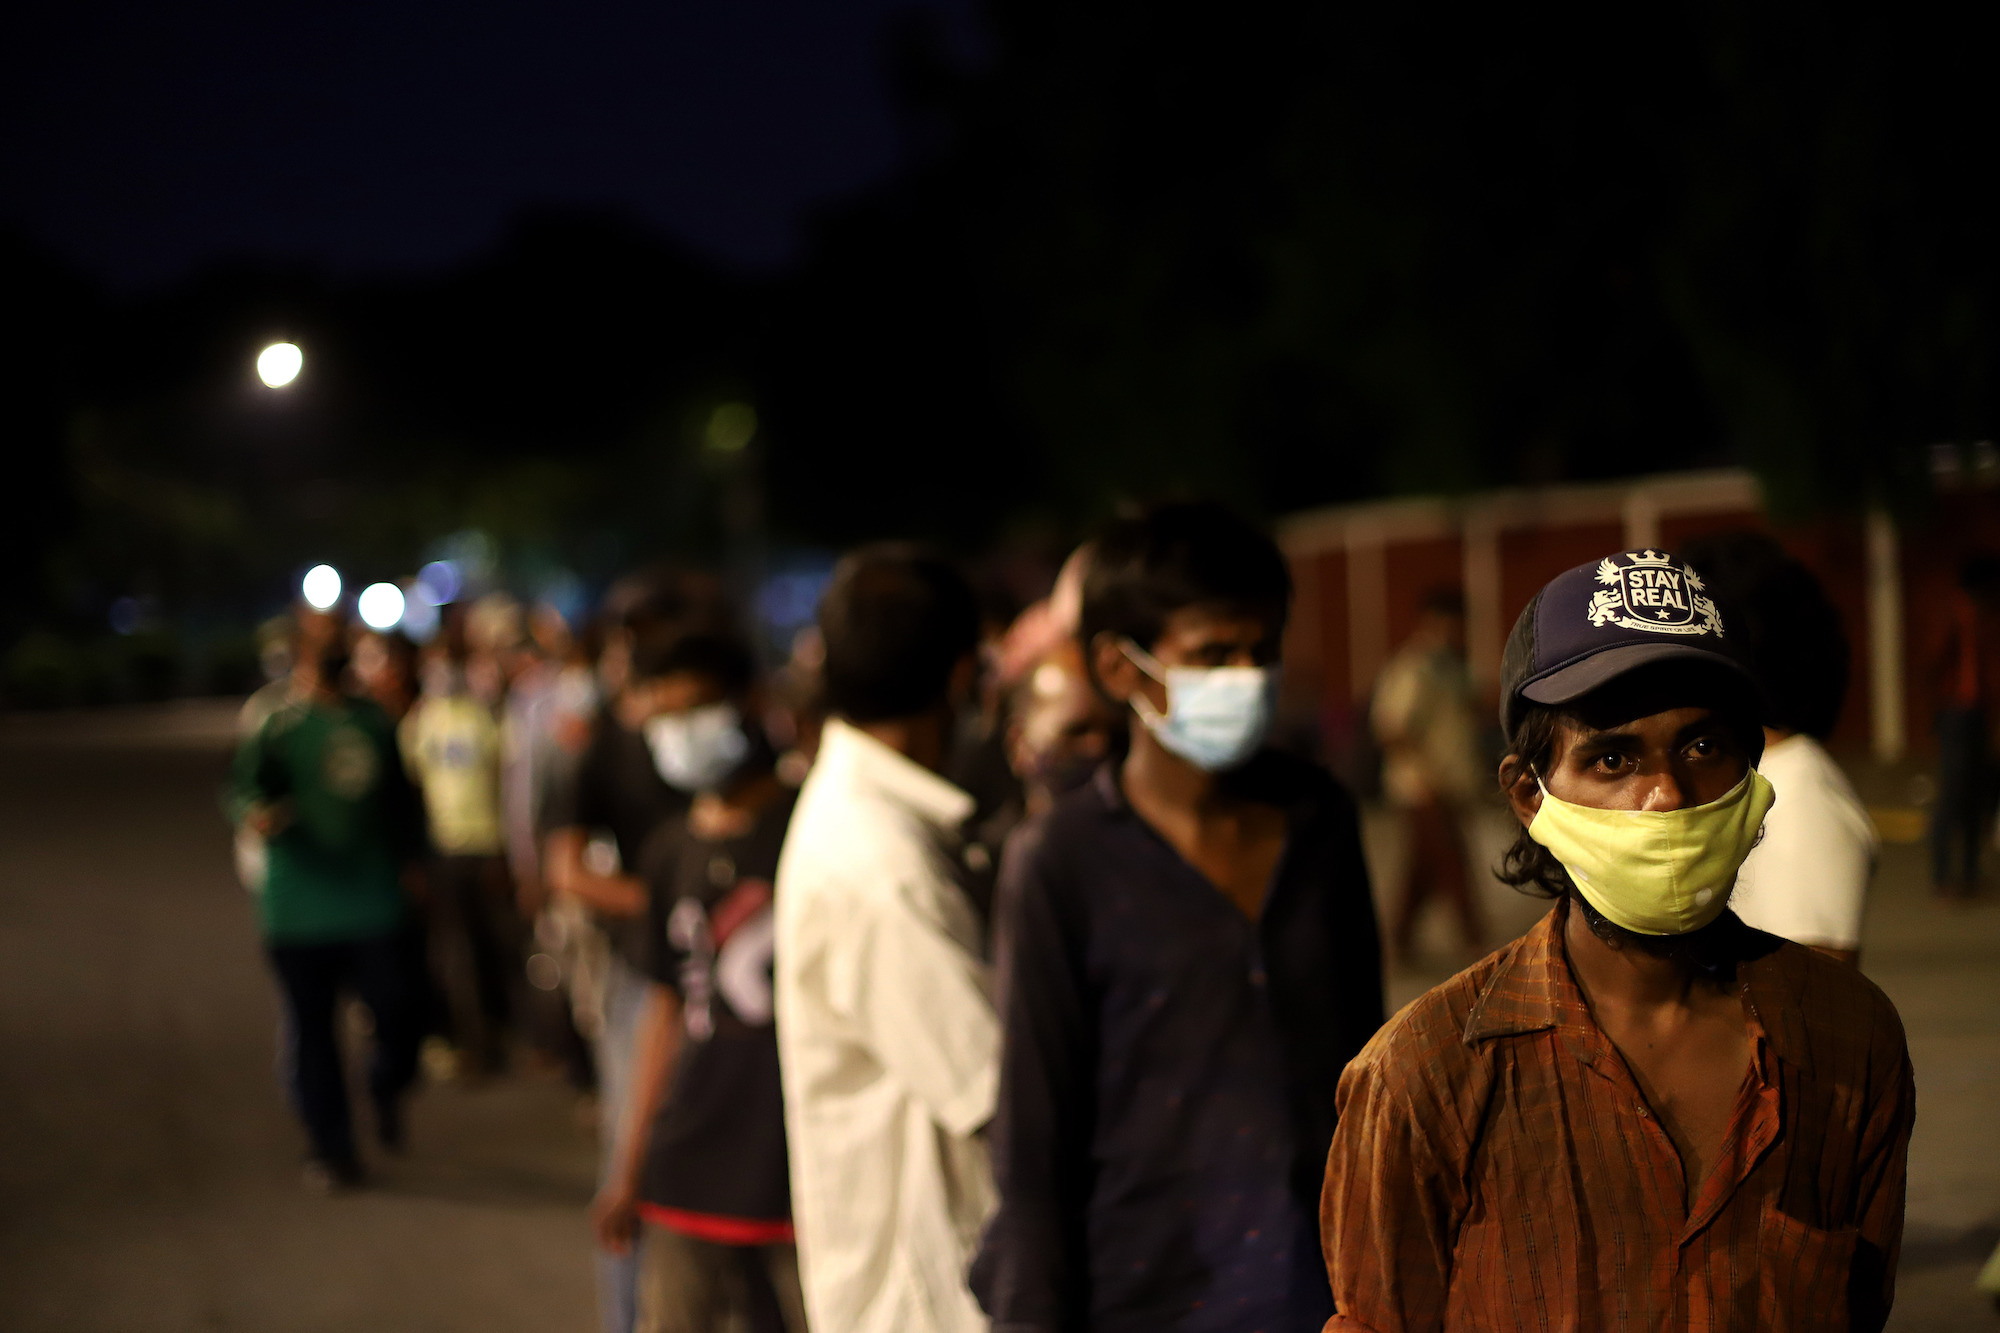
[1527,770,1777,936]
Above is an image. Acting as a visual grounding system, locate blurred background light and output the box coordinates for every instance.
[108,596,144,636]
[256,341,303,388]
[705,401,757,454]
[754,567,832,635]
[398,593,441,642]
[414,560,462,606]
[357,582,405,630]
[300,564,342,609]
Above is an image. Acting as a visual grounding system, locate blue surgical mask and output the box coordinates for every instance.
[1120,639,1278,772]
[644,702,752,793]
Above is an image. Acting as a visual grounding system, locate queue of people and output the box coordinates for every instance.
[229,502,1926,1332]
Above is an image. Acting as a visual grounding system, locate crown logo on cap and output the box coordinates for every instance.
[1585,550,1723,636]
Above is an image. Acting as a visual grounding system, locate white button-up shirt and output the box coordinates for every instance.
[775,718,1000,1333]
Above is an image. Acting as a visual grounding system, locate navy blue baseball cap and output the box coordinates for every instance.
[1499,549,1760,742]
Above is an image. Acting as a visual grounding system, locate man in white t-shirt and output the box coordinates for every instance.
[1680,533,1875,963]
[775,545,998,1333]
[1731,730,1876,961]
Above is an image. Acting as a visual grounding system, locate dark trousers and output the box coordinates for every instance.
[1392,800,1485,956]
[267,931,422,1165]
[1932,704,1991,891]
[425,854,521,1070]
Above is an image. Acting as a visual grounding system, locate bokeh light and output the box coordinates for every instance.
[300,564,342,609]
[357,582,405,630]
[399,594,441,642]
[414,560,462,605]
[705,401,757,454]
[256,342,303,388]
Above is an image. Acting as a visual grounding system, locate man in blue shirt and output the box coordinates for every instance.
[971,501,1384,1332]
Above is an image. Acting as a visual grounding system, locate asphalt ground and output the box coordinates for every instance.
[0,707,599,1332]
[2,704,1994,1330]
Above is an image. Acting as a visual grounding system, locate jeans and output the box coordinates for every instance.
[639,1225,806,1333]
[596,951,652,1333]
[266,930,423,1166]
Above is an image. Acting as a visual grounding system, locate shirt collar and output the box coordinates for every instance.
[1461,902,1587,1046]
[1463,897,1814,1077]
[818,717,975,834]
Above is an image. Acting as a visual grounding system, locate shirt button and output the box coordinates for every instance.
[1636,1105,1650,1118]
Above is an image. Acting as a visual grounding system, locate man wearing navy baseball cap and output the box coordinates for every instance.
[1317,551,1916,1331]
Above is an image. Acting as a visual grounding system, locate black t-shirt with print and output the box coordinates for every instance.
[546,716,688,969]
[635,788,797,1224]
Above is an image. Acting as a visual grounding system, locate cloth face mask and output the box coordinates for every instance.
[1528,769,1777,935]
[645,702,752,793]
[1120,639,1278,773]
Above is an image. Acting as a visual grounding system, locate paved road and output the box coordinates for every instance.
[0,710,598,1332]
[2,707,1994,1329]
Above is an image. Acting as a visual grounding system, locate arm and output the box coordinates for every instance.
[544,827,649,917]
[228,715,291,835]
[541,736,648,917]
[838,859,1000,1138]
[1321,1053,1463,1333]
[591,981,685,1253]
[968,826,1092,1331]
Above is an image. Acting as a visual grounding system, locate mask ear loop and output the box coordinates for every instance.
[1117,638,1171,729]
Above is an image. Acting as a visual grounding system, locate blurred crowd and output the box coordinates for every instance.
[226,532,1131,1332]
[224,505,2000,1333]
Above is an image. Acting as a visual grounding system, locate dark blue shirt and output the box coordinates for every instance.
[970,752,1385,1333]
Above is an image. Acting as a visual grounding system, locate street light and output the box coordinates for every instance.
[257,342,303,388]
[357,582,405,630]
[301,564,342,609]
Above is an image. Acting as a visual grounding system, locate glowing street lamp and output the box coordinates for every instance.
[301,564,342,609]
[257,342,303,388]
[357,582,406,630]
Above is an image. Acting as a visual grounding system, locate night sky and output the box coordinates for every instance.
[2,0,977,287]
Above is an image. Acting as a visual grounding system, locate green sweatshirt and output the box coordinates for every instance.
[230,695,424,944]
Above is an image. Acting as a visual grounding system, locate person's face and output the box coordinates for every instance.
[1507,703,1750,828]
[1009,658,1116,790]
[1091,603,1281,715]
[352,634,390,687]
[622,670,729,725]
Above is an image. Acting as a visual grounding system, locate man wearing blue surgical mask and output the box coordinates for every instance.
[590,630,805,1333]
[971,500,1384,1333]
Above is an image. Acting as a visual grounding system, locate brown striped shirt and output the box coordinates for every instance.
[1320,901,1914,1332]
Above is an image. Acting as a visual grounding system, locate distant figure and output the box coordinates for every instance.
[1371,587,1486,959]
[228,634,427,1193]
[352,628,420,723]
[1929,554,2000,897]
[1679,532,1875,963]
[774,545,997,1333]
[592,631,806,1333]
[545,619,698,1333]
[971,501,1384,1333]
[1005,638,1119,820]
[401,646,516,1073]
[234,611,338,894]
